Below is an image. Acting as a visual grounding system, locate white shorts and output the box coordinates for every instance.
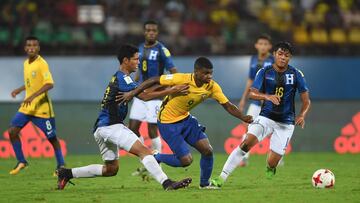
[246,103,261,118]
[247,116,294,155]
[94,124,139,161]
[129,97,162,123]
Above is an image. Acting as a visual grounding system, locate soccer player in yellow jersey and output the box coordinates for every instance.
[7,36,65,175]
[118,57,253,189]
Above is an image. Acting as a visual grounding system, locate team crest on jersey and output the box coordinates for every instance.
[285,74,294,85]
[149,50,158,60]
[201,94,208,100]
[32,71,36,78]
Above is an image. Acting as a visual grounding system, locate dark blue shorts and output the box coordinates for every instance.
[11,112,56,139]
[157,115,207,158]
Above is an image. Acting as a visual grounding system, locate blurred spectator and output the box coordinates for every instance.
[0,0,359,55]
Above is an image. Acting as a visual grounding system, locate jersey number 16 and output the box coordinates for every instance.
[275,87,284,98]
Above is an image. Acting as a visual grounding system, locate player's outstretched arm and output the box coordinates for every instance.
[238,79,253,112]
[221,102,253,123]
[137,84,189,101]
[22,83,53,107]
[249,88,281,105]
[116,76,161,104]
[295,92,311,129]
[11,85,25,98]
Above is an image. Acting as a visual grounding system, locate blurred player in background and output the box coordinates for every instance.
[118,57,253,189]
[211,42,311,187]
[57,44,191,190]
[7,36,65,175]
[129,20,177,153]
[238,34,274,166]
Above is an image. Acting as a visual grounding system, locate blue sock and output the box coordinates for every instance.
[54,149,65,167]
[200,155,214,186]
[11,140,26,163]
[154,154,182,167]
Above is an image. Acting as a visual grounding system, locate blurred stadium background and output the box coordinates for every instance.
[1,0,360,158]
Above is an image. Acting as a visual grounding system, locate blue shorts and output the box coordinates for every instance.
[11,112,56,139]
[157,115,207,158]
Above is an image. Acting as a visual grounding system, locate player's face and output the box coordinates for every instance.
[128,52,140,73]
[274,48,291,68]
[255,39,272,55]
[144,24,158,44]
[24,40,40,57]
[195,67,213,84]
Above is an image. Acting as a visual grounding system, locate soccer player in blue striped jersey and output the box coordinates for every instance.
[129,20,177,154]
[212,42,311,187]
[238,34,274,166]
[57,44,191,190]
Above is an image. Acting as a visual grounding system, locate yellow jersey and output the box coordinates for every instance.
[158,73,229,123]
[18,55,55,118]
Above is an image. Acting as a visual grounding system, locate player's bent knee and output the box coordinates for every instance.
[104,164,119,176]
[180,155,193,167]
[201,147,213,157]
[8,127,20,139]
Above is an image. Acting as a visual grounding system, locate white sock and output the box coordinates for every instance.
[139,136,145,144]
[141,155,168,184]
[151,137,162,152]
[241,134,250,159]
[71,164,103,178]
[220,147,247,181]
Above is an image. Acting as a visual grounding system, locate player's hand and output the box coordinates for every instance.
[241,115,253,124]
[116,91,135,105]
[295,115,305,129]
[22,95,35,107]
[11,89,22,98]
[265,94,281,105]
[169,85,189,96]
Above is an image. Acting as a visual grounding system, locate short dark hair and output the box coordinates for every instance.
[273,41,294,55]
[117,44,139,64]
[257,34,271,43]
[25,36,39,44]
[144,20,158,28]
[194,57,213,70]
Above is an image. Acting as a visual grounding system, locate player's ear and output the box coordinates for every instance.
[123,57,129,64]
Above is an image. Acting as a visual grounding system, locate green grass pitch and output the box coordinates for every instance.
[1,153,360,203]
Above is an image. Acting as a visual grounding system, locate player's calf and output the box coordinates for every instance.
[179,155,193,167]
